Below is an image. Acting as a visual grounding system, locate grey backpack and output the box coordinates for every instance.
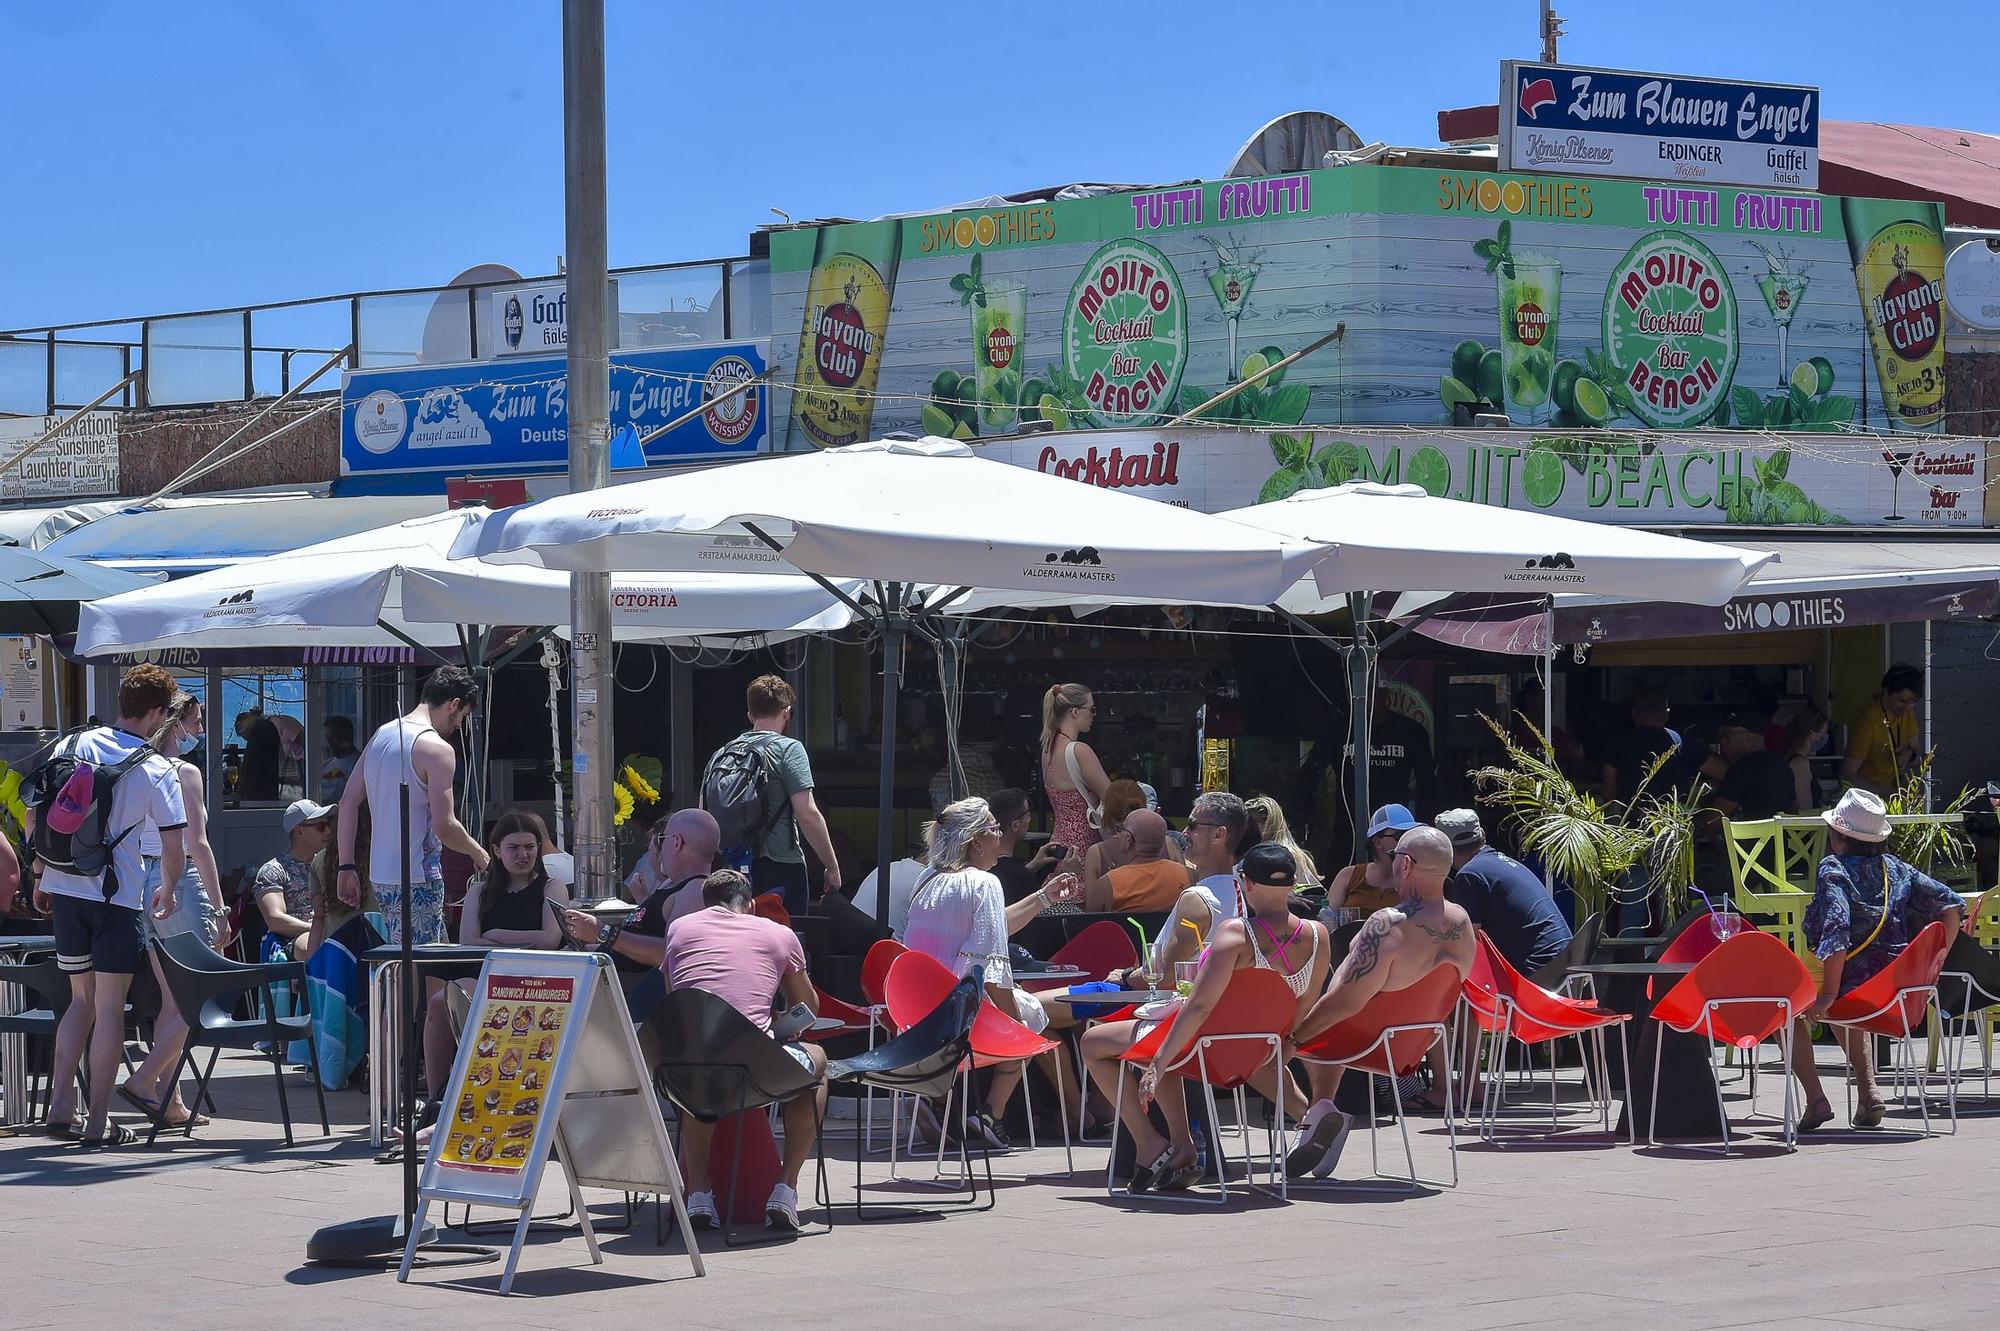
[700,732,787,854]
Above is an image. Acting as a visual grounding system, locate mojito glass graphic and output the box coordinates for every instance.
[1751,242,1810,392]
[971,279,1026,430]
[1497,254,1560,423]
[1202,236,1261,383]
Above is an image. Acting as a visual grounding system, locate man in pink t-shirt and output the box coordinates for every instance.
[663,869,825,1232]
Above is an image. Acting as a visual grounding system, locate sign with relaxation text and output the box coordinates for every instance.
[1499,62,1819,191]
[974,425,1985,529]
[769,162,1943,474]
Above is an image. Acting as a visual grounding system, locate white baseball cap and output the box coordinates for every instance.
[283,798,335,835]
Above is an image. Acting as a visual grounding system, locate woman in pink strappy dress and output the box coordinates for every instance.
[1041,683,1109,888]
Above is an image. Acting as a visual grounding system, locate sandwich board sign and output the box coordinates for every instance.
[400,949,705,1293]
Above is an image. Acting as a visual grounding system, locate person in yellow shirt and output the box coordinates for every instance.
[1841,663,1922,796]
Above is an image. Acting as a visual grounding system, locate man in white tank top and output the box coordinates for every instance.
[335,666,489,946]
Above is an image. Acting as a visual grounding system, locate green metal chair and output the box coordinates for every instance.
[1724,819,1816,977]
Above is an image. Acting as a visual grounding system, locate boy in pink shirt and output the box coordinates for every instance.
[663,870,825,1231]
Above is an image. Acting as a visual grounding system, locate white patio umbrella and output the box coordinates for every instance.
[1217,482,1776,851]
[455,435,1338,916]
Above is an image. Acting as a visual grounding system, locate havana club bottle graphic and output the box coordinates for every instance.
[1842,197,1945,431]
[787,221,902,448]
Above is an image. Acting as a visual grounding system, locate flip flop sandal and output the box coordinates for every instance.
[1126,1145,1172,1195]
[1157,1154,1205,1192]
[1798,1101,1836,1132]
[1853,1102,1886,1128]
[79,1123,140,1150]
[1401,1092,1450,1115]
[116,1085,168,1120]
[45,1121,81,1141]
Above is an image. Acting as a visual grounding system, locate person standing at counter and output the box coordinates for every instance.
[1041,683,1108,877]
[1841,663,1923,797]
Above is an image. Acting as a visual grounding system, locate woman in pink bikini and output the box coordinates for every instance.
[1041,683,1109,883]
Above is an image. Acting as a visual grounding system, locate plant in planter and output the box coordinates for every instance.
[1882,752,1975,878]
[1469,713,1705,924]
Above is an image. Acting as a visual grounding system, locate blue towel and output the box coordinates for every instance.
[1063,980,1125,1021]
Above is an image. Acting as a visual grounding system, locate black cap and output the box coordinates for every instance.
[1241,841,1297,888]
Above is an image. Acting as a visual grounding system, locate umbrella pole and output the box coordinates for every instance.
[1344,591,1376,864]
[873,588,904,929]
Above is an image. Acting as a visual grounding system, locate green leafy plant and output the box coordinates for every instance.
[1469,713,1704,922]
[1257,432,1365,502]
[1882,752,1975,875]
[1472,219,1517,280]
[1721,445,1849,526]
[1727,380,1855,432]
[1175,379,1310,429]
[948,253,988,308]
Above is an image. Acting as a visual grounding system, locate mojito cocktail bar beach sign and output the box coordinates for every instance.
[768,164,1945,465]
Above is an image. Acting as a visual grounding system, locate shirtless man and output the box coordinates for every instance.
[1283,825,1475,1178]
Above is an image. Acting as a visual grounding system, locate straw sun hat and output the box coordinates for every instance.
[1822,789,1891,843]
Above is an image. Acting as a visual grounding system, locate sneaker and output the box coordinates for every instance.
[1311,1110,1353,1179]
[683,1190,718,1232]
[764,1182,800,1231]
[965,1107,1011,1150]
[1286,1099,1345,1178]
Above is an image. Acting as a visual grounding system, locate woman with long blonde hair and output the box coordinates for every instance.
[1040,683,1108,875]
[1244,795,1320,890]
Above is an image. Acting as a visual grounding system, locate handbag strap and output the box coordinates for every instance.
[1843,858,1894,960]
[1060,740,1101,822]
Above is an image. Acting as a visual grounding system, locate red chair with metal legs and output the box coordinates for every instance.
[1109,967,1296,1204]
[1462,931,1633,1144]
[885,950,1073,1177]
[856,938,909,1152]
[1294,963,1464,1189]
[1821,919,1953,1136]
[1646,930,1815,1153]
[1022,919,1140,1138]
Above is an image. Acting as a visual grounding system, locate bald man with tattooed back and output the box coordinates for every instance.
[1283,825,1475,1178]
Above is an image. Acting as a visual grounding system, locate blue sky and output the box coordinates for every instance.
[3,0,1995,329]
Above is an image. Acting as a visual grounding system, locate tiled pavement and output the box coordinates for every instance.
[4,1050,1999,1330]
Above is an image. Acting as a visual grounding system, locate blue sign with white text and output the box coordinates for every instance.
[1499,61,1819,190]
[341,342,768,475]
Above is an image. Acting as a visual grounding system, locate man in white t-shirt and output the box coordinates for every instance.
[1148,791,1249,978]
[852,837,929,936]
[29,664,187,1147]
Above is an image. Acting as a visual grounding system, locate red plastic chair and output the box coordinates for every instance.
[1463,930,1633,1143]
[886,950,1072,1175]
[1110,966,1297,1203]
[809,986,873,1040]
[1647,930,1815,1152]
[1294,963,1465,1189]
[1822,919,1953,1136]
[855,938,909,1151]
[1022,920,1140,992]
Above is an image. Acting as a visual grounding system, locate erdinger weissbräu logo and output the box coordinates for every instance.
[354,389,408,455]
[701,355,759,445]
[1506,552,1584,584]
[205,588,257,619]
[1027,546,1114,582]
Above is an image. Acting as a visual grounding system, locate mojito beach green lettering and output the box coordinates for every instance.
[1063,239,1187,427]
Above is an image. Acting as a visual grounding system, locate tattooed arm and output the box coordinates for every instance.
[1294,908,1404,1044]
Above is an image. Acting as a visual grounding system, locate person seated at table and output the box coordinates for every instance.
[1080,780,1150,904]
[1080,842,1330,1193]
[900,796,1081,1148]
[1700,710,1797,821]
[1792,790,1963,1130]
[419,811,570,1120]
[664,869,825,1232]
[572,808,722,972]
[1245,796,1320,893]
[1145,791,1253,981]
[1288,826,1475,1176]
[1327,803,1418,916]
[988,787,1064,906]
[253,799,336,960]
[1087,809,1193,912]
[1437,808,1571,975]
[851,832,930,935]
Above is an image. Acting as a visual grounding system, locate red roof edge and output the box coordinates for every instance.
[1438,105,1500,144]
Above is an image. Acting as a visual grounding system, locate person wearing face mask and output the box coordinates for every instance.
[119,692,229,1130]
[1781,705,1832,814]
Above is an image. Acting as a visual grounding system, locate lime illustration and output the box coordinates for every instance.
[1506,348,1554,408]
[1440,374,1478,412]
[1240,351,1273,383]
[1808,356,1835,393]
[1520,447,1565,508]
[921,403,957,437]
[1259,346,1287,385]
[1406,445,1451,497]
[1037,394,1068,429]
[931,368,962,403]
[1021,377,1047,409]
[1477,349,1504,404]
[1551,359,1583,414]
[1452,339,1487,386]
[1571,377,1611,426]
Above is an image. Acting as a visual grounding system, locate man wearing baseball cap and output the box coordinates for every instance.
[252,799,336,958]
[1435,808,1572,978]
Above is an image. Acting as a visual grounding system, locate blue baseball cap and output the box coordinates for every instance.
[1366,803,1418,839]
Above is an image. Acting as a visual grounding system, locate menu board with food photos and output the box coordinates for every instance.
[438,974,573,1174]
[402,950,704,1295]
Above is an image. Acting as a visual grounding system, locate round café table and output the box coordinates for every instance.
[1567,961,1715,1140]
[360,943,494,1147]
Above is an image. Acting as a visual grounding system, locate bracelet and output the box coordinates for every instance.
[338,862,359,873]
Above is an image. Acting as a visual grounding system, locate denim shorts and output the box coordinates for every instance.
[140,855,224,947]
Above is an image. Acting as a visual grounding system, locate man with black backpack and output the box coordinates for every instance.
[701,675,838,914]
[27,663,187,1148]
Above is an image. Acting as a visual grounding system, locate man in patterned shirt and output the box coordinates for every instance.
[253,799,334,958]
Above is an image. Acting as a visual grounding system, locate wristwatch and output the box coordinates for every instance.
[596,920,623,954]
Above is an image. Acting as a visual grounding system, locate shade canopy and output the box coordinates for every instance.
[41,494,446,575]
[454,436,1334,607]
[1221,482,1775,612]
[73,509,867,659]
[0,546,160,635]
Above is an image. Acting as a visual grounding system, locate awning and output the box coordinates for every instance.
[1392,535,2000,655]
[38,494,446,575]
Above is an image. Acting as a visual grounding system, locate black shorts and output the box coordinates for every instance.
[51,893,146,975]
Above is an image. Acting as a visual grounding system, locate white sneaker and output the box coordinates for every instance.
[765,1182,801,1230]
[1312,1110,1353,1179]
[1286,1099,1344,1178]
[683,1190,718,1231]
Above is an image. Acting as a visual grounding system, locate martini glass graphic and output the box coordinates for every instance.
[1202,235,1261,384]
[1882,447,1914,521]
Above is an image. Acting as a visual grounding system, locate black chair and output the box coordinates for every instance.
[1531,911,1604,995]
[0,957,70,1123]
[149,931,328,1147]
[644,987,831,1247]
[1937,931,2000,1102]
[823,973,990,1223]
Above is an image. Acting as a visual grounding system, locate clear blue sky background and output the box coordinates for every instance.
[4,0,1994,328]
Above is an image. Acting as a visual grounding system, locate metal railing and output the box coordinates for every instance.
[0,255,766,416]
